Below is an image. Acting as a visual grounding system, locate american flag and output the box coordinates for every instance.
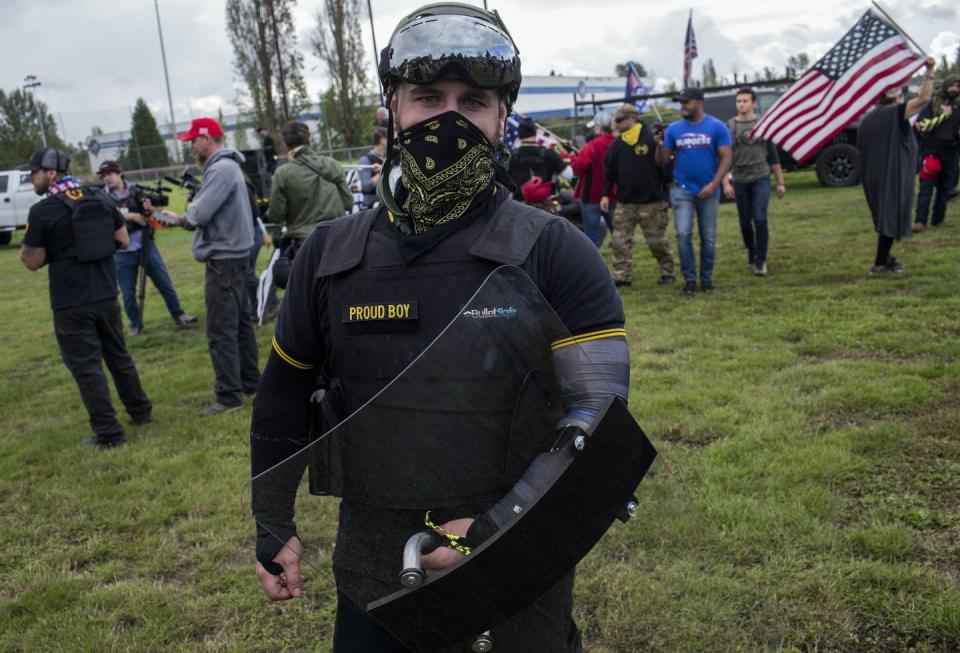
[625,63,650,111]
[751,10,925,164]
[683,11,698,88]
[505,112,564,151]
[505,113,520,151]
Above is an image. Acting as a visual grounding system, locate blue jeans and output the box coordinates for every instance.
[115,242,185,330]
[580,202,614,247]
[733,178,771,264]
[670,185,719,282]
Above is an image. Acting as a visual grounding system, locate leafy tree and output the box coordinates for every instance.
[233,115,251,150]
[312,0,372,147]
[217,108,227,147]
[319,86,375,149]
[0,88,65,168]
[124,98,169,170]
[226,0,310,135]
[615,61,647,77]
[702,59,718,87]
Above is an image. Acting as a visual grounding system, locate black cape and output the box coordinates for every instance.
[858,104,917,240]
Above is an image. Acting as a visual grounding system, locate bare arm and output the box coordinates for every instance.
[905,58,936,120]
[653,128,671,167]
[114,226,130,250]
[698,145,733,199]
[19,244,46,271]
[713,145,733,185]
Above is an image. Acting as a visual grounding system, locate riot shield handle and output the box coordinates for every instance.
[400,531,442,588]
[400,532,495,650]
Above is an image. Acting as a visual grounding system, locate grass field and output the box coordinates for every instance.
[0,170,958,652]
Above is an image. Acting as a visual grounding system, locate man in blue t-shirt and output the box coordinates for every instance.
[656,88,732,294]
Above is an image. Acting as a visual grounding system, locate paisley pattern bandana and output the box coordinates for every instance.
[397,111,495,234]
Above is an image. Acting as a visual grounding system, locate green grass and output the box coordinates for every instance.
[1,170,958,651]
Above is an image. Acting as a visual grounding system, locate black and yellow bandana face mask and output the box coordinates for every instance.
[398,111,495,234]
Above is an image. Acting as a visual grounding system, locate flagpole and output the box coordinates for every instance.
[514,111,579,152]
[870,1,928,57]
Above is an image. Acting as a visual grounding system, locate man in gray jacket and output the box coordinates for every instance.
[172,117,260,416]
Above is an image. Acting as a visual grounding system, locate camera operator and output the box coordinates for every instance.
[166,118,260,417]
[97,161,197,335]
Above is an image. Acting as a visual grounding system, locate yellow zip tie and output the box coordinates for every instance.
[424,512,472,555]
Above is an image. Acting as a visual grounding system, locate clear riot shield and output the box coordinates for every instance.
[243,265,657,652]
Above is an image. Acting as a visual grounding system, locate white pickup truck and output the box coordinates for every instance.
[0,169,41,245]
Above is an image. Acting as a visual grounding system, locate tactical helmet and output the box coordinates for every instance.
[376,3,522,220]
[378,2,522,108]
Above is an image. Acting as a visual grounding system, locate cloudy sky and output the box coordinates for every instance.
[1,0,956,144]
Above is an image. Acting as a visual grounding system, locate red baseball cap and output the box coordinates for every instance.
[176,117,224,141]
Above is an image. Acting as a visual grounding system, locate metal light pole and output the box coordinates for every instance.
[23,75,47,147]
[154,0,180,162]
[367,0,381,103]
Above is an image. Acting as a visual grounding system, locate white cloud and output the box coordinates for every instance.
[1,0,956,142]
[929,31,959,61]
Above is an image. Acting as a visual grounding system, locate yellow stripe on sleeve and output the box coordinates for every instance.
[551,328,627,351]
[272,336,314,370]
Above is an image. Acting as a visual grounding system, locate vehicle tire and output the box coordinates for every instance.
[816,143,861,187]
[0,231,11,246]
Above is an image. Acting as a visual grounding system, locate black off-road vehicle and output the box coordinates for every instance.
[704,88,861,187]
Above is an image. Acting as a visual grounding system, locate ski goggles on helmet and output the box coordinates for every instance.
[379,10,521,105]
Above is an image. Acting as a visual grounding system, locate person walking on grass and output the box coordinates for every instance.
[19,148,152,449]
[859,58,935,277]
[722,87,785,278]
[656,87,732,295]
[599,104,675,286]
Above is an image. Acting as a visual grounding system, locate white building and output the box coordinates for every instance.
[84,75,631,168]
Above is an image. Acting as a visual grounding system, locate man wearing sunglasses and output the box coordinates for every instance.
[600,104,675,286]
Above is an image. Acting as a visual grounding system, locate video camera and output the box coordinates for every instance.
[131,179,173,209]
[164,170,202,202]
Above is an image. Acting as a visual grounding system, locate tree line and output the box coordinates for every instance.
[1,8,956,175]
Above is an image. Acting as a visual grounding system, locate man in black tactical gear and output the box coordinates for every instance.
[914,73,960,231]
[508,116,570,202]
[19,148,152,449]
[250,5,630,651]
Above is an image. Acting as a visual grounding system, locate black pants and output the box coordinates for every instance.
[204,257,260,405]
[916,149,959,225]
[53,298,151,442]
[332,570,582,653]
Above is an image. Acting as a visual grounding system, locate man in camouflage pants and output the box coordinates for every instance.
[600,104,674,286]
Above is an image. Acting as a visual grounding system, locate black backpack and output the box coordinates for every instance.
[55,187,117,262]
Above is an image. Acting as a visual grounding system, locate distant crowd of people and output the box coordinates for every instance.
[15,65,959,447]
[509,86,783,295]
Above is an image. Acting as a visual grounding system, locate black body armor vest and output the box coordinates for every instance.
[51,187,117,262]
[314,191,562,508]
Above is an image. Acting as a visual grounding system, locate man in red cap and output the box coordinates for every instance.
[168,117,260,416]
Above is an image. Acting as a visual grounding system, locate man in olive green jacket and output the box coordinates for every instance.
[269,121,353,242]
